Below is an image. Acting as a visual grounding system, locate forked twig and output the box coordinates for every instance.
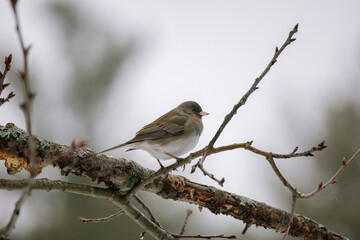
[191,24,299,182]
[270,148,360,239]
[300,148,360,199]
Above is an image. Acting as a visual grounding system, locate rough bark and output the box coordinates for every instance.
[0,123,347,240]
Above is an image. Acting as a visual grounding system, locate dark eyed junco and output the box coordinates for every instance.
[98,101,208,163]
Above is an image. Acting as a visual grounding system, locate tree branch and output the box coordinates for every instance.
[78,210,124,223]
[190,24,299,182]
[0,124,349,239]
[0,54,15,107]
[0,1,36,237]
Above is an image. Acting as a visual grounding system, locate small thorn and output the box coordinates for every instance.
[275,46,279,52]
[294,23,299,31]
[271,59,277,65]
[318,181,323,188]
[3,83,10,88]
[342,157,346,165]
[219,178,225,186]
[332,180,339,184]
[290,38,297,42]
[280,230,286,234]
[318,140,325,147]
[307,153,314,157]
[7,91,15,99]
[291,146,298,154]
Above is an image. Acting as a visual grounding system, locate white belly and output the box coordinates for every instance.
[144,135,200,160]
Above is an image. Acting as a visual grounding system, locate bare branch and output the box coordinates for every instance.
[78,210,124,223]
[0,178,174,239]
[0,54,15,107]
[179,209,193,236]
[282,196,297,240]
[208,23,298,149]
[171,234,236,239]
[0,153,348,240]
[197,163,225,187]
[300,148,360,199]
[134,195,161,228]
[266,154,297,195]
[191,24,299,181]
[0,1,36,237]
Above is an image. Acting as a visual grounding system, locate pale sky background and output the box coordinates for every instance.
[1,0,360,239]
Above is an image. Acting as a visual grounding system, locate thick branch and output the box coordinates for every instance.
[0,124,347,240]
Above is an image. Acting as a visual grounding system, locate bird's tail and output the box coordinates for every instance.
[97,143,127,155]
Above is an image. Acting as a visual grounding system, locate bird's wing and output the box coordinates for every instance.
[126,114,187,143]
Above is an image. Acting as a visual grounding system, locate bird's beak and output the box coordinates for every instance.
[200,111,209,116]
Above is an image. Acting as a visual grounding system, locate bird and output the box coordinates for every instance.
[98,101,208,166]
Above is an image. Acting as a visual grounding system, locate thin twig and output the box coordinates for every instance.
[198,164,225,186]
[0,53,15,107]
[266,154,297,194]
[134,195,161,227]
[208,23,299,148]
[300,148,360,199]
[125,139,326,198]
[241,223,251,235]
[0,54,12,94]
[282,195,297,240]
[171,234,236,239]
[0,1,35,238]
[179,209,193,236]
[78,210,124,223]
[266,147,360,239]
[191,24,299,180]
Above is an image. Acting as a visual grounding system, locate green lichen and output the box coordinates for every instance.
[238,195,258,209]
[76,150,86,158]
[122,160,152,190]
[38,137,51,155]
[0,123,28,142]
